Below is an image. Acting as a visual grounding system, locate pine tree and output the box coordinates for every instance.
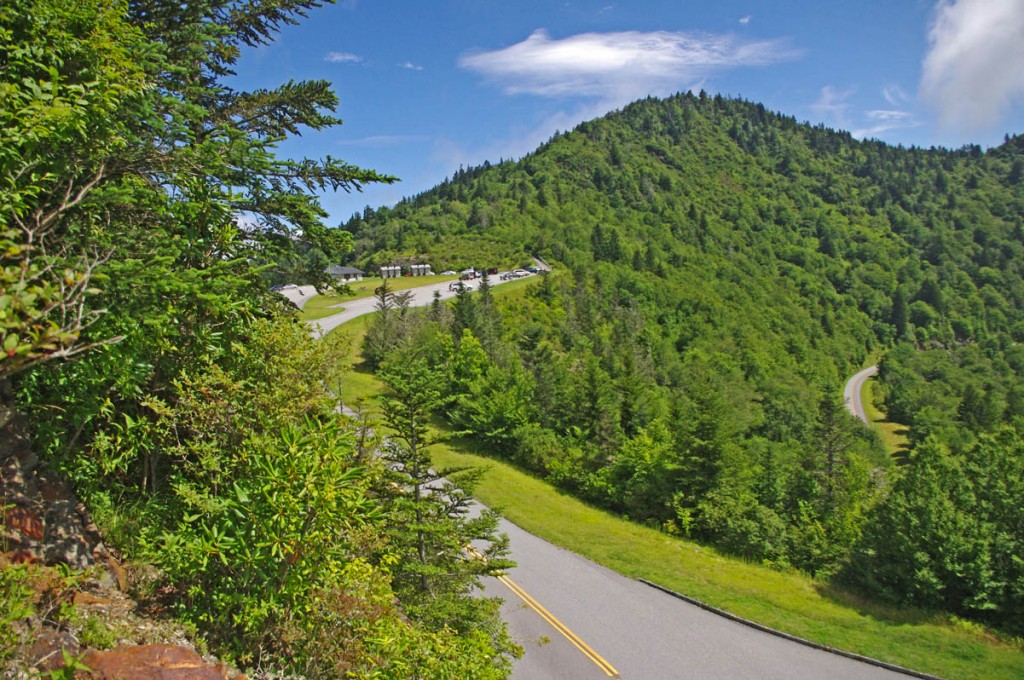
[376,349,515,638]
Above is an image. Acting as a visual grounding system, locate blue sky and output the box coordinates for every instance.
[230,0,1024,224]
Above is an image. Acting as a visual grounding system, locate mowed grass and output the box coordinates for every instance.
[862,377,910,457]
[431,444,1024,680]
[324,314,385,415]
[318,277,1024,680]
[300,275,458,322]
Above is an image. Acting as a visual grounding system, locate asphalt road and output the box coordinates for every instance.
[843,365,879,424]
[308,272,542,338]
[312,287,917,679]
[485,516,911,680]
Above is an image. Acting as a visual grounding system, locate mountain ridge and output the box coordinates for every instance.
[345,91,1024,634]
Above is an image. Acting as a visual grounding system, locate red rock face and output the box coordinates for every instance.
[26,630,79,672]
[5,505,44,540]
[78,645,239,680]
[3,548,40,564]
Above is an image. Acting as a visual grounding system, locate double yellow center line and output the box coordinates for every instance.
[497,571,620,678]
[467,546,620,678]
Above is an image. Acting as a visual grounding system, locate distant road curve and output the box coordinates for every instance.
[308,268,540,338]
[322,298,917,678]
[844,365,879,424]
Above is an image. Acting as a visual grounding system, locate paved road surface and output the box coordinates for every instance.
[844,365,879,424]
[317,289,918,679]
[276,284,318,309]
[309,277,477,337]
[307,258,551,337]
[487,516,913,680]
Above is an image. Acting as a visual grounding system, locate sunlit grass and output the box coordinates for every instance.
[299,292,348,321]
[324,314,384,416]
[431,443,1024,680]
[300,275,459,322]
[862,378,910,457]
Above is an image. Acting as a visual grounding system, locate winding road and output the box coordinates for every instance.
[307,285,922,679]
[485,517,912,680]
[309,277,477,338]
[844,365,879,424]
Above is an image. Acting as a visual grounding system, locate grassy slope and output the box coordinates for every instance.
[862,378,910,457]
[325,283,1023,680]
[432,444,1022,680]
[300,275,458,322]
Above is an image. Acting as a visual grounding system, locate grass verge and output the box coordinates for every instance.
[862,378,910,457]
[300,276,458,322]
[316,281,1024,680]
[431,443,1023,680]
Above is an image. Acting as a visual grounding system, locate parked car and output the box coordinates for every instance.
[513,269,529,277]
[525,266,539,273]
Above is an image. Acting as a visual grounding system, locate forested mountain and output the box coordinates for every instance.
[4,0,1023,670]
[348,93,1024,634]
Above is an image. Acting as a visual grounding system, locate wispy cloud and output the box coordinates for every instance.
[337,134,430,148]
[810,85,855,128]
[739,15,752,25]
[428,98,622,187]
[812,85,918,140]
[882,84,910,107]
[852,109,918,140]
[325,51,362,63]
[920,0,1024,133]
[399,61,424,71]
[459,29,799,107]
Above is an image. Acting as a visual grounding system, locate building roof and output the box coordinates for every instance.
[326,265,364,276]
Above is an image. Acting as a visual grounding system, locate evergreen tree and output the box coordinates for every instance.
[376,349,517,651]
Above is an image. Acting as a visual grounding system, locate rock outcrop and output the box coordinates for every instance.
[1,398,242,679]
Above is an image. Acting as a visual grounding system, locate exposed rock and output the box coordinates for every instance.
[77,645,241,680]
[106,554,128,593]
[4,506,43,540]
[25,630,79,673]
[1,401,243,680]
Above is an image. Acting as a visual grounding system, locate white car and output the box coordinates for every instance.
[513,269,529,277]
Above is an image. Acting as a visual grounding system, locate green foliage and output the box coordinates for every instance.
[47,649,91,679]
[375,348,519,663]
[347,91,1024,635]
[845,427,1024,634]
[4,1,513,675]
[0,0,147,379]
[152,419,375,661]
[0,564,34,659]
[77,615,118,650]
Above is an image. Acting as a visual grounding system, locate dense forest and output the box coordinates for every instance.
[347,92,1024,634]
[1,1,516,676]
[4,0,1024,673]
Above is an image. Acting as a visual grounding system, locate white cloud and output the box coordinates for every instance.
[739,15,752,25]
[852,109,918,140]
[882,84,910,106]
[920,0,1024,133]
[458,29,799,107]
[866,109,914,123]
[810,85,855,127]
[399,62,424,71]
[325,51,361,63]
